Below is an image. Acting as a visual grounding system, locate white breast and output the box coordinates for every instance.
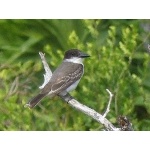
[66,79,80,92]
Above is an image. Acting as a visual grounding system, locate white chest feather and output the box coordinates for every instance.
[66,79,80,92]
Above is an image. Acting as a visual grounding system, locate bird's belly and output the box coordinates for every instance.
[66,79,80,92]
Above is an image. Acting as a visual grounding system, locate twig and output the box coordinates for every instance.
[103,89,113,118]
[37,52,121,131]
[39,52,52,89]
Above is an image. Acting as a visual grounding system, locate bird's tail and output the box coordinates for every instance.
[25,93,46,108]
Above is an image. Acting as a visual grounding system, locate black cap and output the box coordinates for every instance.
[64,49,90,59]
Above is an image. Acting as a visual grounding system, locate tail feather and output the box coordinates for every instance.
[25,94,46,108]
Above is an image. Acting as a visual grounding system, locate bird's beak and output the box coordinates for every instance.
[80,52,90,58]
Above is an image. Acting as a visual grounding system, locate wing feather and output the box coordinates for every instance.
[51,65,83,93]
[41,62,83,95]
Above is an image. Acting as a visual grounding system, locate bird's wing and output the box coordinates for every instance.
[41,62,83,94]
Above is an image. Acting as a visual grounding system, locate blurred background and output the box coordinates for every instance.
[0,19,150,131]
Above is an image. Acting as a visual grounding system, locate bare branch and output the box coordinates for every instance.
[103,89,113,118]
[59,93,120,131]
[39,52,52,89]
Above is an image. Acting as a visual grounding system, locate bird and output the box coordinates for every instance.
[26,49,90,108]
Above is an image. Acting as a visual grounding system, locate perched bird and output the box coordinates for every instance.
[26,49,90,108]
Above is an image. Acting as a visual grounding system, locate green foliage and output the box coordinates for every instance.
[0,19,150,130]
